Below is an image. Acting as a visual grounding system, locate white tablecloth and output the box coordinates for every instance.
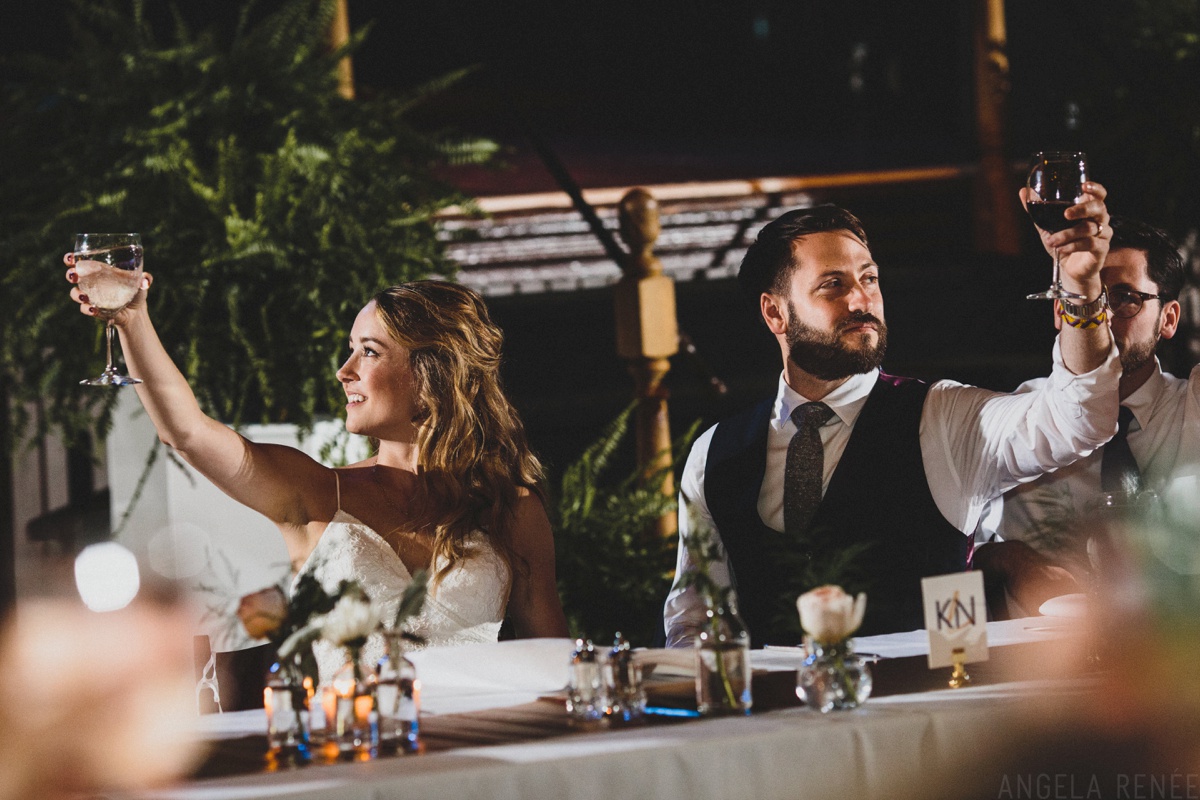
[129,620,1084,800]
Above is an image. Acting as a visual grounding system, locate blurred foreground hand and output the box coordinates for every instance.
[0,597,203,799]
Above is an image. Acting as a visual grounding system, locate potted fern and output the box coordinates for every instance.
[554,405,698,646]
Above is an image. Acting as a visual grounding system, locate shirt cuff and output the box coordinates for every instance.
[1047,335,1121,415]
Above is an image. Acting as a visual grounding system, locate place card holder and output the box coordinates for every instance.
[921,572,989,688]
[948,647,971,688]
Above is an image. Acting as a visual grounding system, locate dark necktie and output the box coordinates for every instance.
[784,402,835,538]
[1101,406,1142,494]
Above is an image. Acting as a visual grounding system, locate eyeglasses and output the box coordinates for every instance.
[1109,288,1166,319]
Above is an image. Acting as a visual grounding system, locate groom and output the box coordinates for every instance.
[665,190,1118,645]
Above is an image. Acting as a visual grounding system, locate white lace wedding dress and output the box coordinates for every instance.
[294,508,511,685]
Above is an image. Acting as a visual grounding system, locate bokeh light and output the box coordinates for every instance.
[75,542,141,611]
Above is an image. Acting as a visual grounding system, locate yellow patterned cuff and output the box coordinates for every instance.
[1060,309,1108,329]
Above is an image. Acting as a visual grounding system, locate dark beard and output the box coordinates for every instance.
[1119,310,1162,376]
[1120,337,1158,376]
[786,309,888,381]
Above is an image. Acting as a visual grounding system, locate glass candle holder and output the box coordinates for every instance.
[332,660,376,757]
[263,660,311,761]
[376,630,420,752]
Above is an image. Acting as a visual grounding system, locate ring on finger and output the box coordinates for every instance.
[1096,220,1104,237]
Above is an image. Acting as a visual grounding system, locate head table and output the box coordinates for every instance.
[115,619,1093,800]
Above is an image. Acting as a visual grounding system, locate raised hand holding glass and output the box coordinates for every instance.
[74,232,143,386]
[1025,151,1088,301]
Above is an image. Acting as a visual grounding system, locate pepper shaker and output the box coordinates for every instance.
[606,632,646,722]
[566,638,607,724]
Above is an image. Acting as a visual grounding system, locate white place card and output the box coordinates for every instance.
[921,571,989,669]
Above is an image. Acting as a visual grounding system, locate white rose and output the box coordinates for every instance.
[797,585,867,644]
[320,593,381,646]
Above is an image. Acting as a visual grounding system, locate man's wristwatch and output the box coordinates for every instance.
[1058,288,1109,329]
[1058,288,1108,319]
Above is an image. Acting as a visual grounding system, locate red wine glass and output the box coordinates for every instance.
[1025,151,1088,301]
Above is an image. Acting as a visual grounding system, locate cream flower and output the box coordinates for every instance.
[320,591,381,646]
[797,585,867,644]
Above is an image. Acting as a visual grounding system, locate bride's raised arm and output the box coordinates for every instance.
[66,261,331,550]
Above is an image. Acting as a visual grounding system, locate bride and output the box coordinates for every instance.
[65,266,569,677]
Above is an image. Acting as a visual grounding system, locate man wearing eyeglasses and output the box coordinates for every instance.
[664,187,1120,646]
[977,217,1197,592]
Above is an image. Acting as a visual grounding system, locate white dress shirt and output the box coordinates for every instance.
[976,360,1200,573]
[664,337,1121,647]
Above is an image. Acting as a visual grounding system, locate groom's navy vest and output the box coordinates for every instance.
[704,374,969,644]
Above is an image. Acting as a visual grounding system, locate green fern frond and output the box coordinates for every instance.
[560,405,632,525]
[437,137,501,166]
[392,66,478,115]
[554,405,700,643]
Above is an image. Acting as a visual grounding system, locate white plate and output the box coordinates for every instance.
[1038,593,1089,618]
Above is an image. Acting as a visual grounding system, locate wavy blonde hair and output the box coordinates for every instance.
[371,281,544,580]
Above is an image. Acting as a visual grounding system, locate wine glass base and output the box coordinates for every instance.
[81,371,142,387]
[1026,288,1087,301]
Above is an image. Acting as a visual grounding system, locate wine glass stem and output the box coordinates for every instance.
[105,322,116,374]
[1051,248,1062,291]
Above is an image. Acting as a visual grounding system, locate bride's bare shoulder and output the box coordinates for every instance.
[513,485,546,501]
[507,491,551,546]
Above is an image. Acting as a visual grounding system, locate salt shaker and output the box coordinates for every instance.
[566,638,607,724]
[606,632,646,722]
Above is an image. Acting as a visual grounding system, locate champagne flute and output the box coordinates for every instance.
[1025,151,1089,301]
[74,232,144,386]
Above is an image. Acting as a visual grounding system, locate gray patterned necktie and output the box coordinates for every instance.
[1101,406,1142,494]
[784,402,835,538]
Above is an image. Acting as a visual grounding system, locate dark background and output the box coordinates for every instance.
[3,1,1101,175]
[0,0,1158,475]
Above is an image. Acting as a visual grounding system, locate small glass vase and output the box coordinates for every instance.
[332,653,377,757]
[263,659,311,761]
[694,601,752,716]
[796,639,872,712]
[376,630,420,753]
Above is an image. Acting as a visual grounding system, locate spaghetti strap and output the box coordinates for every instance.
[333,470,342,512]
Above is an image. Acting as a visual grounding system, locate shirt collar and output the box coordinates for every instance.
[1122,358,1166,431]
[770,369,879,431]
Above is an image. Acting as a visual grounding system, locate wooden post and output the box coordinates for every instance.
[0,382,15,617]
[326,0,355,100]
[614,189,679,539]
[972,0,1021,255]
